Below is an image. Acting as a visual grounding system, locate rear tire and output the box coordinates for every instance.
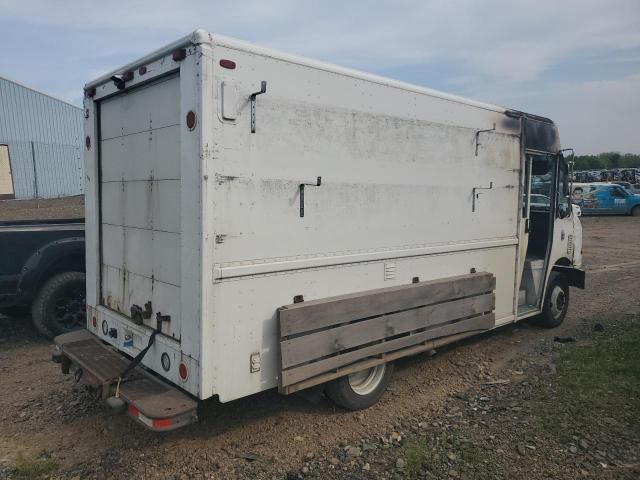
[32,272,86,338]
[534,272,569,328]
[325,362,394,410]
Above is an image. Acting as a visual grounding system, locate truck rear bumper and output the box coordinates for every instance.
[54,329,198,431]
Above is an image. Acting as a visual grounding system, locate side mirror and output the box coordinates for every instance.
[572,204,582,217]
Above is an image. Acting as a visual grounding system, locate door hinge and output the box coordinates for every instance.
[299,176,322,217]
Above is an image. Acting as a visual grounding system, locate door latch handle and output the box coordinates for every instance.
[250,81,267,133]
[475,123,496,156]
[299,176,322,217]
[472,182,493,212]
[156,312,171,331]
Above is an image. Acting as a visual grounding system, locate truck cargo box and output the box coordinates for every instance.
[60,30,582,429]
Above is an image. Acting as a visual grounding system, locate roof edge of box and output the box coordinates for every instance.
[84,29,211,90]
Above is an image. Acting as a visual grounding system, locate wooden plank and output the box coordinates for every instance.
[280,312,494,388]
[281,293,494,369]
[279,272,495,336]
[281,329,479,394]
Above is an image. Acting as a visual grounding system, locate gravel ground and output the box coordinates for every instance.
[0,196,84,222]
[0,216,638,479]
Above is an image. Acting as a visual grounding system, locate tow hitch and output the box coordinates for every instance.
[53,330,197,431]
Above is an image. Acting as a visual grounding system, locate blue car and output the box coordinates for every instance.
[571,183,640,216]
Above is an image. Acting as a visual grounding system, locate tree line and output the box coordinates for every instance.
[573,152,640,171]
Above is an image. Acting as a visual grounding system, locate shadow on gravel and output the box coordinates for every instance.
[164,320,540,444]
[0,310,46,345]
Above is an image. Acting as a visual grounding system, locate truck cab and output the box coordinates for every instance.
[514,114,584,327]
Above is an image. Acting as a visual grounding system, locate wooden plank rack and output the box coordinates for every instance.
[278,272,496,394]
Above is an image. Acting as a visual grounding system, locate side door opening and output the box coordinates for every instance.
[518,153,557,313]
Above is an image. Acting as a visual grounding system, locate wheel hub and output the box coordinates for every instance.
[53,288,86,331]
[348,364,387,396]
[549,286,566,319]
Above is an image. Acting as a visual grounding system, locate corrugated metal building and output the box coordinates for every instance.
[0,75,83,199]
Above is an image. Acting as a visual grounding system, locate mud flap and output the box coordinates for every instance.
[54,330,197,431]
[553,265,585,290]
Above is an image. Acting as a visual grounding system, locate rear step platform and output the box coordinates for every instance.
[54,330,197,431]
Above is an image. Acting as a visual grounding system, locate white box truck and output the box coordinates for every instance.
[54,29,584,431]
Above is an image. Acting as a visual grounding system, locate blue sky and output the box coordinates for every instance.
[1,0,639,154]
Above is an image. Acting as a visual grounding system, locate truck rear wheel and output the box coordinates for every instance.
[534,272,569,328]
[32,272,86,338]
[325,362,394,410]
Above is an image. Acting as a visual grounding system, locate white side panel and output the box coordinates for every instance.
[209,45,520,272]
[205,44,522,401]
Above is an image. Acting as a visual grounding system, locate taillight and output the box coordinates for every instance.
[92,316,97,328]
[219,59,236,70]
[186,111,197,130]
[128,404,174,430]
[152,418,172,429]
[179,363,188,381]
[172,48,186,61]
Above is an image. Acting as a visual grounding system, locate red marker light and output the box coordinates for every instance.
[179,363,188,381]
[152,418,172,429]
[92,316,97,328]
[186,111,197,130]
[219,59,236,70]
[172,48,186,61]
[138,66,147,75]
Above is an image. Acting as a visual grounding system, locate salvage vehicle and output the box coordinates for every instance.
[571,183,640,216]
[54,30,585,431]
[613,181,640,195]
[0,218,85,337]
